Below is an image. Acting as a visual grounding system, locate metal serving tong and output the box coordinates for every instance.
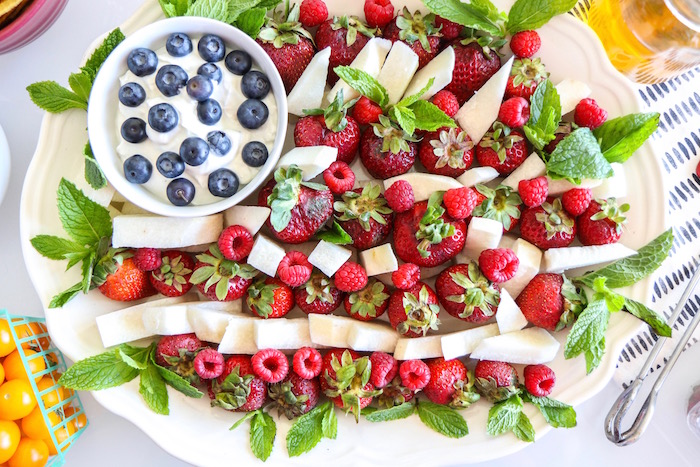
[605,264,700,445]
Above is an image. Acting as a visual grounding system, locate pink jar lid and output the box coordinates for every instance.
[0,0,69,54]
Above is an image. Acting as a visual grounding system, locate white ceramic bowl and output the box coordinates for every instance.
[0,123,9,206]
[87,17,287,217]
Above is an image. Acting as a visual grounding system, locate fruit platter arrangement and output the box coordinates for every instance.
[21,0,671,464]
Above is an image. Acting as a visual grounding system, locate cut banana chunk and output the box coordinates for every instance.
[543,243,637,273]
[457,167,500,187]
[501,153,546,190]
[378,41,419,105]
[187,302,243,343]
[276,146,338,181]
[500,239,542,299]
[383,173,463,202]
[287,47,331,116]
[460,217,503,261]
[402,47,455,101]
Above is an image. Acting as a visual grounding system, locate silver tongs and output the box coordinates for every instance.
[605,264,700,445]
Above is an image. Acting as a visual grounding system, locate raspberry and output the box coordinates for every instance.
[292,347,323,379]
[133,248,161,271]
[498,97,530,128]
[299,0,328,28]
[518,176,548,207]
[252,348,289,383]
[399,359,430,391]
[430,90,459,117]
[574,98,608,129]
[277,251,313,287]
[561,188,592,216]
[193,348,225,380]
[334,261,368,292]
[217,225,254,261]
[478,248,519,283]
[364,0,394,28]
[384,180,414,213]
[369,351,398,388]
[510,30,541,58]
[391,263,420,290]
[323,161,355,194]
[352,96,383,125]
[443,186,478,219]
[524,364,556,397]
[435,16,462,40]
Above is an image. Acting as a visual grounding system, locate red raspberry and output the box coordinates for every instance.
[498,97,530,128]
[399,359,430,391]
[478,248,519,283]
[574,98,608,129]
[369,351,398,388]
[384,180,414,213]
[524,364,556,397]
[293,115,325,146]
[293,347,323,379]
[443,186,478,220]
[518,176,548,207]
[334,261,368,292]
[252,348,289,383]
[430,90,460,118]
[435,16,462,40]
[323,161,355,194]
[391,263,420,290]
[510,30,541,58]
[364,0,394,28]
[299,0,328,28]
[217,225,254,261]
[193,348,225,380]
[352,96,383,125]
[277,251,313,287]
[561,188,592,216]
[133,248,162,271]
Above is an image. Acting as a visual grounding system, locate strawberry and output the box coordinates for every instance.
[388,282,440,337]
[476,122,528,175]
[473,360,520,403]
[258,165,334,244]
[519,198,577,250]
[383,7,441,69]
[577,199,629,246]
[435,262,501,324]
[211,355,268,412]
[516,273,586,331]
[445,39,502,105]
[149,250,194,297]
[295,272,344,315]
[190,245,257,301]
[343,278,390,321]
[320,348,381,420]
[435,15,462,41]
[246,277,295,319]
[418,127,474,177]
[334,183,393,249]
[360,116,419,179]
[352,96,384,125]
[471,184,523,232]
[268,372,321,419]
[423,358,480,407]
[316,15,376,85]
[376,376,414,409]
[393,195,467,268]
[256,2,315,92]
[155,333,202,383]
[505,57,548,101]
[98,255,155,302]
[544,122,572,154]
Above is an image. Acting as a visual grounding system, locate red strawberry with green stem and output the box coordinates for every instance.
[471,184,523,232]
[320,349,381,421]
[344,278,390,321]
[246,277,295,319]
[190,245,257,301]
[97,253,156,302]
[519,198,577,250]
[473,360,520,403]
[316,15,376,85]
[435,262,501,324]
[149,250,194,297]
[577,198,629,246]
[383,7,441,69]
[360,115,419,179]
[155,333,203,383]
[505,57,549,101]
[268,372,320,419]
[211,355,268,412]
[423,358,480,407]
[476,122,528,175]
[418,126,474,177]
[334,183,393,250]
[295,272,344,315]
[388,282,441,337]
[445,37,503,105]
[376,376,414,409]
[516,273,586,331]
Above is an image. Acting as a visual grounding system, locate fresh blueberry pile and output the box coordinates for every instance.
[118,32,274,206]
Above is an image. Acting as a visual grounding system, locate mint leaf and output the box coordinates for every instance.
[577,229,673,289]
[321,403,337,439]
[256,0,282,7]
[335,66,389,108]
[525,79,561,150]
[585,337,606,374]
[84,142,107,190]
[507,0,578,33]
[396,78,434,109]
[390,105,416,136]
[155,364,203,398]
[513,412,535,442]
[158,0,192,17]
[118,343,151,370]
[416,400,468,438]
[286,402,327,457]
[57,178,112,246]
[523,393,577,428]
[422,0,506,36]
[410,100,457,132]
[68,72,93,102]
[365,402,416,422]
[140,363,169,415]
[623,298,672,337]
[564,298,610,360]
[251,411,276,461]
[82,28,125,78]
[235,8,267,37]
[59,349,140,390]
[230,411,258,431]
[186,0,233,22]
[315,220,352,245]
[487,394,523,436]
[546,128,613,182]
[593,112,660,163]
[27,81,87,113]
[30,235,87,260]
[49,283,83,308]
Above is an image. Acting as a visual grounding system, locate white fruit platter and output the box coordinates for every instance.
[20,0,667,466]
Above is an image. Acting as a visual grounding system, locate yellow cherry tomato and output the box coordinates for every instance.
[45,419,75,456]
[3,350,45,384]
[0,322,15,358]
[63,406,87,431]
[7,438,48,467]
[12,322,49,353]
[0,420,20,463]
[20,408,60,441]
[34,379,65,410]
[0,380,36,420]
[0,363,4,386]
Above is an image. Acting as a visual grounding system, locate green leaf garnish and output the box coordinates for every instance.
[365,402,416,422]
[58,348,140,390]
[546,128,614,182]
[593,112,660,163]
[286,402,336,457]
[422,0,507,37]
[522,393,577,428]
[26,81,87,113]
[416,400,469,438]
[139,363,169,415]
[250,411,277,461]
[507,0,578,33]
[524,79,561,151]
[564,298,610,373]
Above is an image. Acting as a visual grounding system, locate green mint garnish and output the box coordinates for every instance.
[593,112,660,164]
[507,0,578,33]
[364,402,416,423]
[521,392,577,429]
[83,142,107,190]
[524,78,561,151]
[26,81,87,113]
[546,127,614,182]
[422,0,507,37]
[415,400,469,438]
[564,298,610,374]
[315,220,353,245]
[487,393,535,442]
[286,401,337,457]
[230,408,277,460]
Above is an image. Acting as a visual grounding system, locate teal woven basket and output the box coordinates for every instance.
[1,310,88,466]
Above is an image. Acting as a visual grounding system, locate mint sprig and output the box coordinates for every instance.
[422,0,507,37]
[231,409,277,461]
[623,298,672,337]
[524,79,561,151]
[521,393,577,428]
[593,112,660,163]
[416,400,469,438]
[365,402,416,422]
[286,401,337,457]
[315,220,353,245]
[546,128,614,182]
[507,0,578,33]
[84,142,107,190]
[158,0,192,17]
[564,298,610,374]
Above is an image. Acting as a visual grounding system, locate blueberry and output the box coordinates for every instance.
[118,82,146,107]
[180,137,210,166]
[127,48,158,76]
[198,34,226,62]
[155,64,188,97]
[121,118,147,143]
[241,71,270,99]
[156,151,185,178]
[166,32,193,57]
[123,155,152,184]
[197,99,222,125]
[186,75,213,102]
[197,63,222,84]
[208,169,239,198]
[148,103,179,133]
[241,141,268,167]
[207,131,232,156]
[225,50,252,76]
[167,178,196,206]
[237,99,269,129]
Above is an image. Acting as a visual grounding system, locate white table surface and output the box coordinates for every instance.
[1,1,700,465]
